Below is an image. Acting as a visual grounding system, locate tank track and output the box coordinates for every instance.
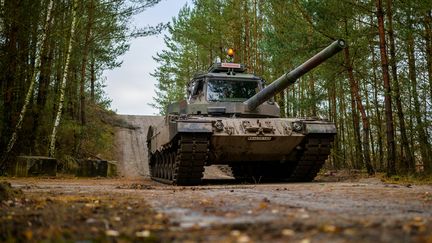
[149,133,210,185]
[287,134,334,182]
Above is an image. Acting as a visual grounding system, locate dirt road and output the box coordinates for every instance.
[3,177,432,242]
[1,115,431,242]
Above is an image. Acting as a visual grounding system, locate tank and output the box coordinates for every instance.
[147,39,346,185]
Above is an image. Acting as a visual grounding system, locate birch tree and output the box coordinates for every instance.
[48,0,78,157]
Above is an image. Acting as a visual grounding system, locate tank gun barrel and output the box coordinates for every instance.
[244,39,346,111]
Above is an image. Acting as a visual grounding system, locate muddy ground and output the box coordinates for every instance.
[1,115,431,242]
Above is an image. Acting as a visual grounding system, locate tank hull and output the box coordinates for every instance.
[147,116,335,185]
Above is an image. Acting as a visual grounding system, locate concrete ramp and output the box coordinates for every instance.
[114,115,163,178]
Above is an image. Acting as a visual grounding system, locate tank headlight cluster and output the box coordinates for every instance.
[292,121,303,132]
[214,120,224,132]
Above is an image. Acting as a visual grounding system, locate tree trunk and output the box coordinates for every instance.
[424,10,432,173]
[277,91,286,117]
[33,5,56,155]
[243,0,251,69]
[253,0,258,73]
[329,76,339,168]
[309,73,316,117]
[49,0,78,157]
[424,10,432,103]
[406,17,431,172]
[349,73,362,170]
[368,24,384,171]
[362,74,376,167]
[375,0,396,176]
[386,0,414,173]
[79,0,95,126]
[90,54,95,102]
[339,83,348,168]
[344,47,374,174]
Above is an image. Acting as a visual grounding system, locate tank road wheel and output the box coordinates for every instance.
[162,152,169,180]
[149,151,160,179]
[164,152,173,180]
[159,153,164,179]
[149,153,155,178]
[168,151,176,180]
[155,153,161,178]
[288,134,334,182]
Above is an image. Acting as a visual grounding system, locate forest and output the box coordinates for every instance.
[151,0,432,177]
[0,0,162,170]
[1,0,431,178]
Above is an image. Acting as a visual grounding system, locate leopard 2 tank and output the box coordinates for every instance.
[147,39,346,185]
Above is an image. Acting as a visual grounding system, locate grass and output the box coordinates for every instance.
[378,173,432,185]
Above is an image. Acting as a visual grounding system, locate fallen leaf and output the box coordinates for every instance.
[225,212,236,218]
[258,202,268,210]
[200,199,212,205]
[136,230,151,238]
[321,224,337,233]
[86,218,97,224]
[85,203,96,208]
[106,230,119,237]
[281,229,295,236]
[23,229,33,240]
[237,234,250,243]
[343,228,357,236]
[154,213,165,220]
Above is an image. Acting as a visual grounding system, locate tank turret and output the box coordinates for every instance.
[244,39,346,111]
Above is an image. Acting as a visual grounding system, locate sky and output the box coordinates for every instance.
[103,0,191,115]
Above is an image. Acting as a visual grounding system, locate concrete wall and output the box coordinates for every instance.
[114,115,164,178]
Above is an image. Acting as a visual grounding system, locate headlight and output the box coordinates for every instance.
[292,121,303,132]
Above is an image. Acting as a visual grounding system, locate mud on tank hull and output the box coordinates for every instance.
[147,117,336,185]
